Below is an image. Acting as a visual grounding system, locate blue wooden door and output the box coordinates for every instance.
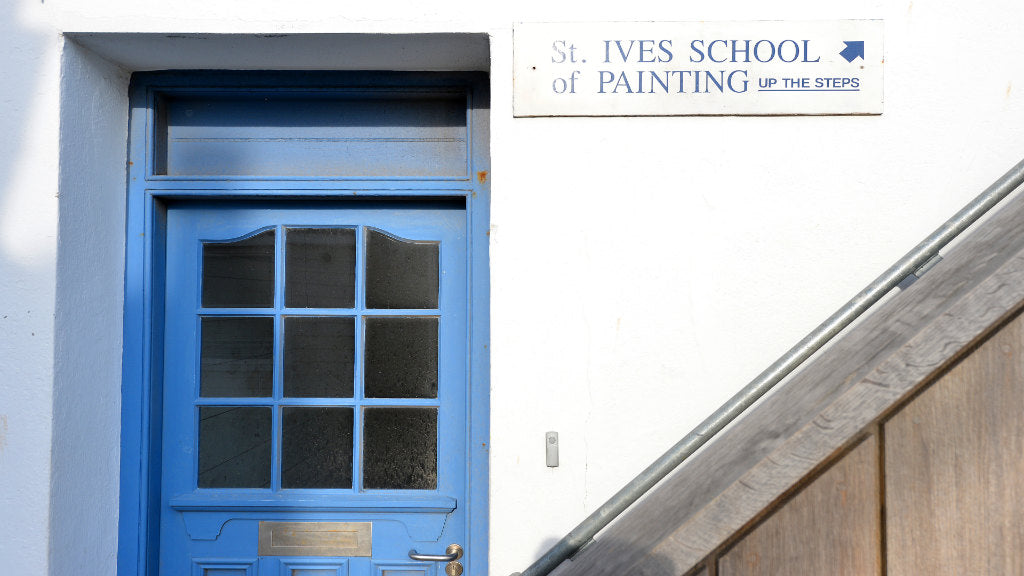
[160,200,468,576]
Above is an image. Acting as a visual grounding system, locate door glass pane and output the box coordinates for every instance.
[364,317,438,398]
[282,407,354,489]
[363,407,437,489]
[284,317,355,398]
[198,406,272,488]
[365,230,439,309]
[200,316,274,398]
[202,229,275,308]
[286,227,356,308]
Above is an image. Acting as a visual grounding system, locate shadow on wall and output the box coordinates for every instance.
[0,0,54,269]
[528,536,685,576]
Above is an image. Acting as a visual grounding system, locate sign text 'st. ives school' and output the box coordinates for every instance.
[513,21,884,116]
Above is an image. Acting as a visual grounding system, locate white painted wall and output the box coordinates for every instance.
[2,0,1023,575]
[0,2,60,575]
[50,40,130,576]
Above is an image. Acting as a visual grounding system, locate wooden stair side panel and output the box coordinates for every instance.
[717,434,881,576]
[885,309,1024,575]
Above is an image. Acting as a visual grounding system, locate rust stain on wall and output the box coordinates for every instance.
[477,170,488,184]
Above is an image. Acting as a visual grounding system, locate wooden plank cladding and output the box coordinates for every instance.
[687,308,1024,575]
[885,310,1024,575]
[717,435,881,576]
[154,91,469,178]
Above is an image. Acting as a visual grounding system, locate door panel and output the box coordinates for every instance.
[161,201,467,576]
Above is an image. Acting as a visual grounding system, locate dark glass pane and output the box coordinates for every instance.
[286,228,356,309]
[284,316,355,398]
[202,229,275,308]
[200,316,273,398]
[198,406,271,488]
[364,317,438,398]
[363,408,437,490]
[282,407,354,489]
[365,230,438,309]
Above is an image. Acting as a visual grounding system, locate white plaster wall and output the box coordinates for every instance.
[1,0,1023,575]
[0,1,61,574]
[50,40,131,576]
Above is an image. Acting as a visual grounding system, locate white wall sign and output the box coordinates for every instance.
[513,20,883,116]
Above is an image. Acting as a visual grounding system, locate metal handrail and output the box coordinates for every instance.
[516,157,1024,576]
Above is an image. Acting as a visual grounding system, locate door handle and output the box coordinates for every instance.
[409,543,463,562]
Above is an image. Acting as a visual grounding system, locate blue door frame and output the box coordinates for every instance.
[117,71,490,576]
